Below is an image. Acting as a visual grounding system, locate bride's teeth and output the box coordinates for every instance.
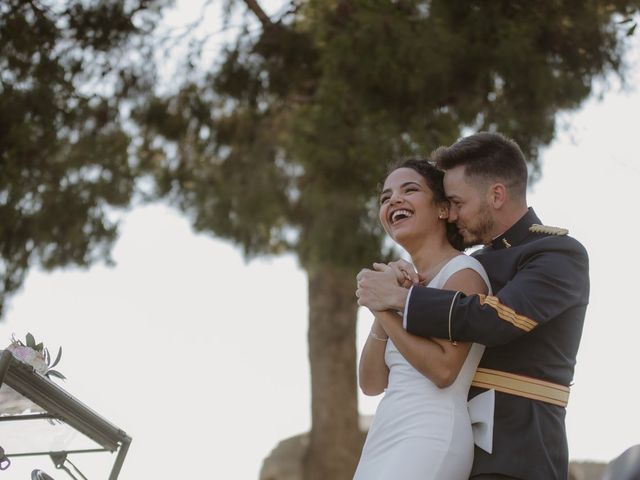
[391,210,412,223]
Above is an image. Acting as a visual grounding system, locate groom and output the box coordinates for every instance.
[356,132,590,480]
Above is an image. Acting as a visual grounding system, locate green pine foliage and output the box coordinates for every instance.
[136,0,639,273]
[0,0,164,316]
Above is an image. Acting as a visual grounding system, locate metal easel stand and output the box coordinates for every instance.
[0,350,132,480]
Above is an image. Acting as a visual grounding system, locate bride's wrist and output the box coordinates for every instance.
[370,323,389,341]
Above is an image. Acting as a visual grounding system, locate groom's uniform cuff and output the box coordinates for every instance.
[402,285,414,329]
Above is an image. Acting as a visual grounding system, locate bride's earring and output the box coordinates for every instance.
[438,209,448,219]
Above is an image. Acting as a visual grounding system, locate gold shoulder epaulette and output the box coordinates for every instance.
[529,224,569,236]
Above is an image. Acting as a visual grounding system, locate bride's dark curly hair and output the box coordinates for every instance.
[384,156,465,251]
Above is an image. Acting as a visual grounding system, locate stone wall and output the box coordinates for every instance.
[569,461,607,480]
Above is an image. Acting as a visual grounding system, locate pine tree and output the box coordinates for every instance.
[0,0,163,316]
[135,2,640,478]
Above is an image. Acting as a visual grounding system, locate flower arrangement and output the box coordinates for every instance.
[7,333,65,380]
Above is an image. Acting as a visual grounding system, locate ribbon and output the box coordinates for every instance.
[468,389,495,454]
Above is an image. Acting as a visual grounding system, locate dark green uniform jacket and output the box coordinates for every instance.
[405,208,590,480]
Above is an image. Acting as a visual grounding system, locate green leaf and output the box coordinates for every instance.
[35,342,44,352]
[50,347,63,369]
[46,370,66,380]
[26,333,36,348]
[44,347,50,365]
[627,23,637,37]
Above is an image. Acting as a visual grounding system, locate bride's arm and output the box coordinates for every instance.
[358,318,390,396]
[377,268,488,388]
[376,311,470,388]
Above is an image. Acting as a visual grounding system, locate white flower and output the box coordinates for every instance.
[6,333,65,381]
[7,344,48,374]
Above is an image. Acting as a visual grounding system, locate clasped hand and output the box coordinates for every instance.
[355,259,425,312]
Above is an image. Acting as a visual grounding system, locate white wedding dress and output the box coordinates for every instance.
[353,255,492,480]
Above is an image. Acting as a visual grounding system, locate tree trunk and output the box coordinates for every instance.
[303,265,363,480]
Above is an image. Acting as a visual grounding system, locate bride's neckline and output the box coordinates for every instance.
[419,254,463,287]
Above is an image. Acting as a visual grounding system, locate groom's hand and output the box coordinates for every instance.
[356,263,411,311]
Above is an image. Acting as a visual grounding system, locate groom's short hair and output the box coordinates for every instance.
[431,132,528,200]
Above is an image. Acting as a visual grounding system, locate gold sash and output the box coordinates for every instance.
[471,368,570,407]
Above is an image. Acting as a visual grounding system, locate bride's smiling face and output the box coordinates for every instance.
[379,167,441,246]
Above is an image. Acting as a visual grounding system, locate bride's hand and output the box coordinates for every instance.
[372,260,424,288]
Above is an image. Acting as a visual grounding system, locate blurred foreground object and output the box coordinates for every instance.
[31,469,56,480]
[602,444,640,480]
[0,350,131,479]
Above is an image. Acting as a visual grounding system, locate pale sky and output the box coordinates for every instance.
[2,3,640,479]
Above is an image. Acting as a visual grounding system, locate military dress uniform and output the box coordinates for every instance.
[405,208,590,480]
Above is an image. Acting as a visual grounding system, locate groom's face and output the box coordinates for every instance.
[443,165,495,246]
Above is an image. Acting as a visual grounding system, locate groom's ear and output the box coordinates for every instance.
[487,182,507,209]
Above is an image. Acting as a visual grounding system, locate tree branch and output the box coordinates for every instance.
[243,0,274,28]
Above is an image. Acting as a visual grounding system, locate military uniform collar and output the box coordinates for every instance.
[490,208,540,250]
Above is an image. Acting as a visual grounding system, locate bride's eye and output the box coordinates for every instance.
[380,195,390,205]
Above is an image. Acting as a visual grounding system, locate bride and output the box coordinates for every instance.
[353,157,491,480]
